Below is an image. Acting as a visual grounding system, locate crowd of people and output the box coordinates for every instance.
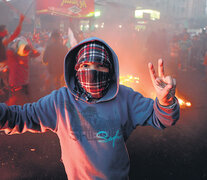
[143,28,207,76]
[0,14,42,104]
[168,28,207,74]
[0,14,207,105]
[0,15,85,104]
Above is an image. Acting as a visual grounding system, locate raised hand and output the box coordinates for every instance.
[19,14,25,23]
[148,59,176,106]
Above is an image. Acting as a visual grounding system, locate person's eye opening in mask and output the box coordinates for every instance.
[79,62,109,73]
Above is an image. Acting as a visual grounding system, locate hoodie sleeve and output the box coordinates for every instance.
[0,92,58,135]
[127,88,180,130]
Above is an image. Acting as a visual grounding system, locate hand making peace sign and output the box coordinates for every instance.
[148,59,176,106]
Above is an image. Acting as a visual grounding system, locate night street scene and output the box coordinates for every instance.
[0,0,207,179]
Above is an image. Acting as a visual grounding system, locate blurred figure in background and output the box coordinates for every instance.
[178,33,192,71]
[145,31,158,63]
[169,34,180,75]
[203,51,207,82]
[7,36,40,100]
[0,14,24,65]
[76,30,85,43]
[156,29,169,61]
[199,28,207,59]
[43,29,68,91]
[0,14,25,102]
[190,35,201,71]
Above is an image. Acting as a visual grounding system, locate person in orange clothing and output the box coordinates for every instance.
[0,14,25,102]
[0,13,25,76]
[7,36,40,95]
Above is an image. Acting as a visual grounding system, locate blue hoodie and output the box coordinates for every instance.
[0,37,180,180]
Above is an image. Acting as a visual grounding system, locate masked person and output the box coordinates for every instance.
[0,37,180,179]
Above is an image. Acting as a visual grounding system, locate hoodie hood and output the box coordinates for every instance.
[64,37,119,103]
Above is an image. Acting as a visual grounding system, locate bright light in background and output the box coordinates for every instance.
[135,10,143,18]
[118,25,122,28]
[178,99,184,106]
[80,24,89,31]
[79,20,90,31]
[178,98,192,108]
[120,75,140,86]
[94,10,101,17]
[80,25,83,31]
[186,102,192,107]
[135,9,160,20]
[101,22,104,28]
[137,21,147,24]
[94,24,99,28]
[86,12,94,17]
[135,25,146,31]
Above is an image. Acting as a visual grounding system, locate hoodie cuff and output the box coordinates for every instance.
[156,97,178,110]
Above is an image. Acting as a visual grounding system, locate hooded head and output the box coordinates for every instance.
[75,42,112,100]
[50,29,62,42]
[64,37,119,103]
[17,44,31,56]
[15,37,30,56]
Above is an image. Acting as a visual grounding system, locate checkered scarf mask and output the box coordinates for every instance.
[76,69,110,99]
[75,43,112,100]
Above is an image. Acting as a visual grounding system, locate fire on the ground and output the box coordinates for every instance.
[120,75,191,108]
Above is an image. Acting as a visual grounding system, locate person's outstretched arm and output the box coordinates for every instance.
[0,91,58,135]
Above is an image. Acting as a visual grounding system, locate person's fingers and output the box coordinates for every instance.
[164,76,177,100]
[172,78,176,88]
[148,62,157,83]
[155,78,166,88]
[170,78,176,97]
[166,84,173,90]
[163,76,173,90]
[158,59,164,78]
[164,76,173,84]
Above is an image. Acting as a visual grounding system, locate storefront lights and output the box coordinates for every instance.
[135,9,160,20]
[94,11,101,17]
